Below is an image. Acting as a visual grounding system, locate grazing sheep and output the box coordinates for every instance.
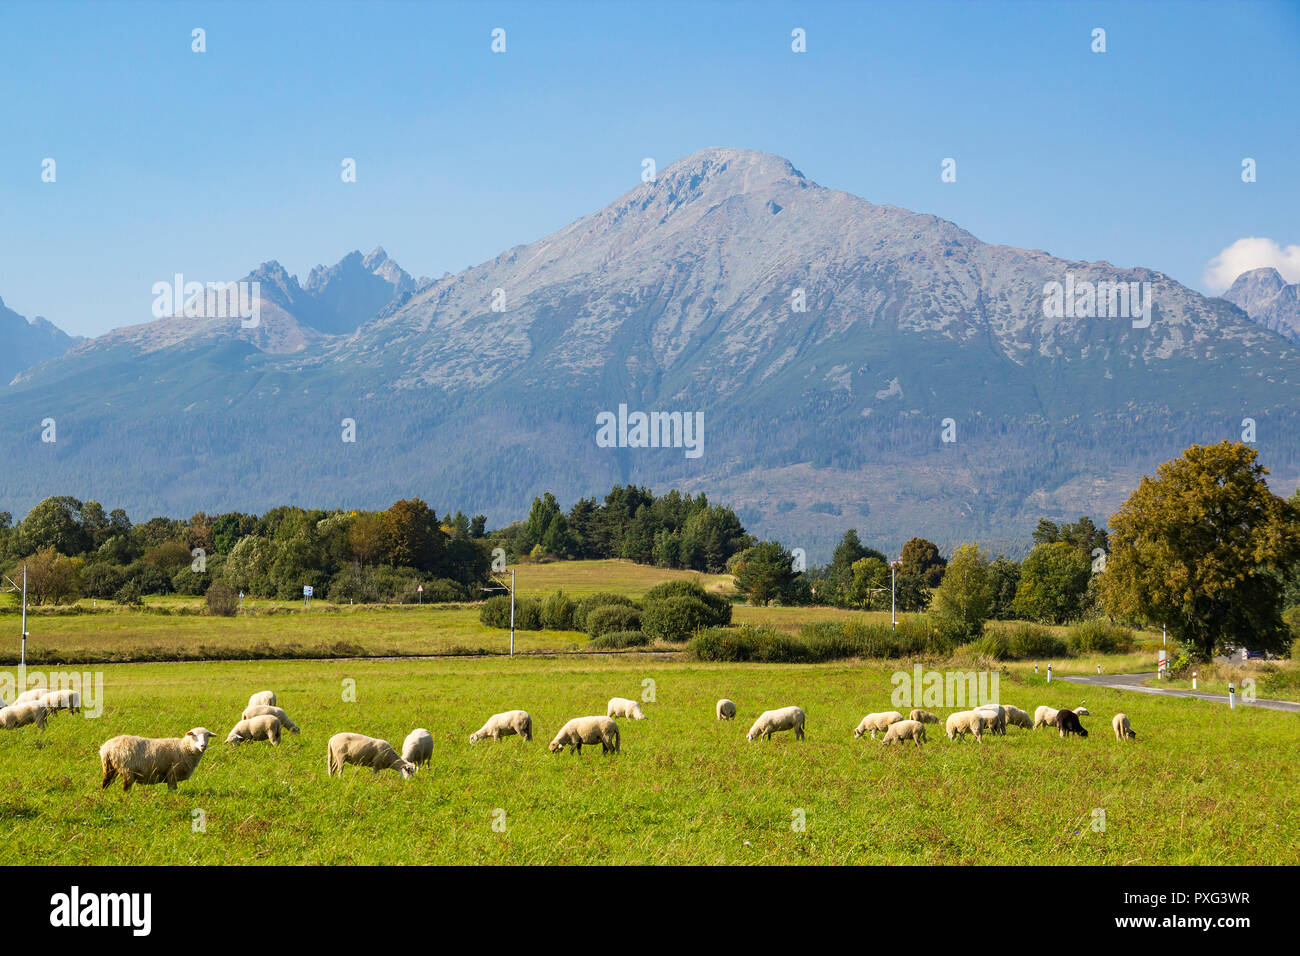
[13,688,47,705]
[548,716,621,755]
[973,704,1007,736]
[225,715,283,746]
[716,699,737,721]
[945,710,984,743]
[1054,709,1089,738]
[0,703,49,731]
[1035,705,1088,729]
[469,710,532,743]
[40,690,81,715]
[607,697,647,720]
[99,728,217,791]
[881,719,927,747]
[326,733,414,778]
[746,706,806,742]
[853,711,904,740]
[1112,713,1137,740]
[1002,705,1033,730]
[247,691,277,709]
[241,704,300,734]
[909,709,939,724]
[402,729,433,769]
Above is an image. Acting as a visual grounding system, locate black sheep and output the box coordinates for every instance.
[1054,708,1088,738]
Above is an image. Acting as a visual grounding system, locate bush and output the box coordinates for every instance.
[420,578,470,603]
[114,578,142,606]
[640,595,716,643]
[205,582,239,617]
[590,629,649,649]
[689,625,810,663]
[572,592,636,632]
[540,590,576,630]
[642,580,732,625]
[479,595,543,630]
[585,604,642,638]
[1066,619,1134,655]
[973,623,1067,660]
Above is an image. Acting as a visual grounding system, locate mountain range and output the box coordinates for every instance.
[1223,268,1300,345]
[0,297,82,387]
[3,147,1298,560]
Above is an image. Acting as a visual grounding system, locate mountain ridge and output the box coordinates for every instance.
[3,147,1297,559]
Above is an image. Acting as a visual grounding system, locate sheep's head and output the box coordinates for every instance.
[1075,706,1090,715]
[397,760,415,779]
[224,730,244,744]
[186,728,216,752]
[547,738,564,753]
[469,732,482,744]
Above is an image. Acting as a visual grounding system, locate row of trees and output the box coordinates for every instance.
[487,486,752,573]
[0,496,495,605]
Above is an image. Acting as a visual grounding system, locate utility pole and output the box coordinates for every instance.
[20,565,27,670]
[509,569,516,658]
[890,560,899,630]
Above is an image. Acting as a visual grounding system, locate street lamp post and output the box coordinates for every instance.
[890,560,899,630]
[509,569,516,658]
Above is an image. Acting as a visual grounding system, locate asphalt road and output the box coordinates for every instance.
[1059,671,1300,714]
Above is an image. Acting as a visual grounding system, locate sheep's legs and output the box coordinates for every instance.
[101,767,117,789]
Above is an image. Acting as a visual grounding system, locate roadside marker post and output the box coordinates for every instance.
[1046,663,1052,683]
[1157,649,1167,680]
[1229,682,1235,709]
[1192,671,1197,690]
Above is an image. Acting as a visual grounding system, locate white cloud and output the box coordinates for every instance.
[1203,237,1300,292]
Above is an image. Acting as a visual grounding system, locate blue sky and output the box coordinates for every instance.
[1,0,1297,338]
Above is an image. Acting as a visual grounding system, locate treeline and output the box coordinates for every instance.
[731,516,1112,627]
[0,485,755,608]
[486,486,751,573]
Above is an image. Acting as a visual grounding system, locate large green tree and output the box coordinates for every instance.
[1100,442,1300,660]
[1012,542,1092,624]
[930,542,993,640]
[733,540,797,606]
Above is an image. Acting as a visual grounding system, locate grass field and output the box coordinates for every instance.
[1,655,1295,865]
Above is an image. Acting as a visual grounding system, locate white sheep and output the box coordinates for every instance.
[945,710,984,742]
[469,710,532,743]
[853,710,903,740]
[746,706,806,742]
[1112,713,1137,740]
[909,709,939,724]
[241,704,300,734]
[1002,704,1033,730]
[225,715,283,746]
[326,733,414,778]
[1074,705,1090,716]
[716,699,737,721]
[973,704,1007,736]
[402,729,433,769]
[247,691,277,709]
[607,697,647,720]
[0,703,49,731]
[548,716,621,755]
[881,719,927,747]
[40,690,81,715]
[99,728,217,791]
[13,688,47,705]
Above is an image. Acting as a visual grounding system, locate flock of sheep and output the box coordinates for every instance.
[1,685,1139,793]
[848,702,1139,747]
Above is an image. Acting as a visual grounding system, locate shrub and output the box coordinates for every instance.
[590,629,649,649]
[420,578,469,603]
[642,580,732,624]
[1066,619,1134,655]
[114,578,143,606]
[973,623,1067,660]
[540,590,576,630]
[641,595,716,643]
[689,625,810,663]
[585,604,642,638]
[205,582,239,617]
[479,594,542,630]
[572,592,636,631]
